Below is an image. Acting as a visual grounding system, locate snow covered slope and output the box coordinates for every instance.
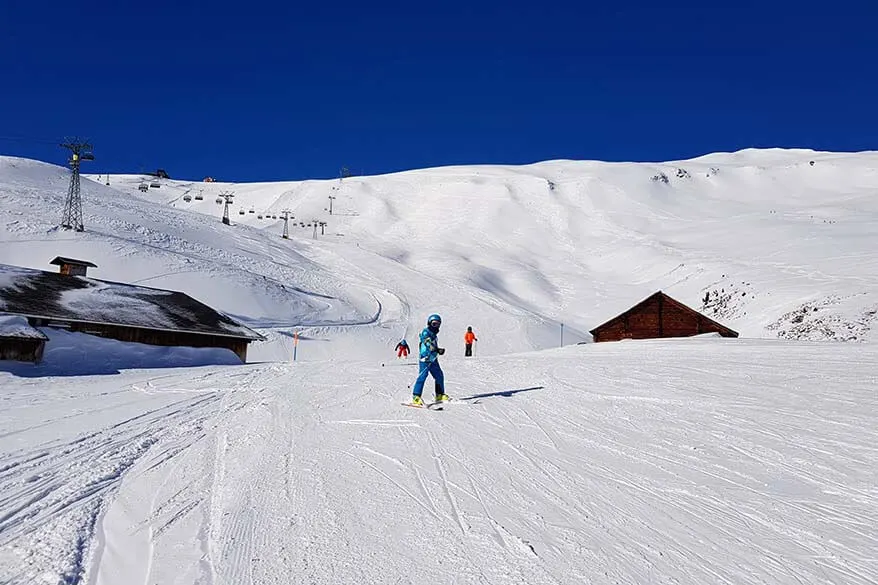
[87,148,878,348]
[1,149,877,584]
[2,339,876,584]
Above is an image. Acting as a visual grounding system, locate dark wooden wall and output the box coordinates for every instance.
[59,264,88,276]
[0,338,46,363]
[28,319,250,361]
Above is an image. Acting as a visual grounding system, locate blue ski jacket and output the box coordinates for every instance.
[418,327,439,363]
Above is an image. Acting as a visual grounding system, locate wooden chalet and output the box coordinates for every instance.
[590,291,739,343]
[0,314,49,363]
[50,256,97,277]
[0,260,264,362]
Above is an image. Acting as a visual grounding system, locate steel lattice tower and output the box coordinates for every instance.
[60,140,94,232]
[220,190,235,225]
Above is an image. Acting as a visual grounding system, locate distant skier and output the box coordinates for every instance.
[395,339,410,358]
[409,314,448,406]
[464,326,478,357]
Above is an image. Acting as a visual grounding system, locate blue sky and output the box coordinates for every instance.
[1,0,875,181]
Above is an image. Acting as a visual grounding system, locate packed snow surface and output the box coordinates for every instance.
[1,149,877,583]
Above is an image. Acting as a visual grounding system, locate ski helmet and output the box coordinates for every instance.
[427,313,442,328]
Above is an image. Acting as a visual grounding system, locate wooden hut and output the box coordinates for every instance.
[0,261,264,362]
[50,256,97,277]
[590,291,739,343]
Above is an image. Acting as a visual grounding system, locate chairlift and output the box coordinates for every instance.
[257,214,263,219]
[81,153,95,161]
[194,193,203,200]
[183,194,192,202]
[215,197,223,204]
[150,182,161,188]
[272,215,277,219]
[138,183,149,193]
[238,209,245,215]
[249,209,255,214]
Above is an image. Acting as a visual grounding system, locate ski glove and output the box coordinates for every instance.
[437,348,445,355]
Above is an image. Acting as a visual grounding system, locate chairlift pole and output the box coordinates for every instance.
[220,190,235,225]
[282,209,293,239]
[327,194,336,215]
[60,139,93,232]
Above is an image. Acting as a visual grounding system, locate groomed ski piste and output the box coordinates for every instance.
[1,149,876,584]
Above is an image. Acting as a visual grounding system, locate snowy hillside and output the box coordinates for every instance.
[1,150,877,584]
[3,149,875,358]
[87,148,878,348]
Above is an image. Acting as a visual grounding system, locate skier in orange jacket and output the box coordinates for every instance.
[464,326,477,357]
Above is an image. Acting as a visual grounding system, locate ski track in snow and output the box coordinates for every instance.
[0,372,224,584]
[1,341,874,584]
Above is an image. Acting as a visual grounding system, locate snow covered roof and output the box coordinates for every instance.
[0,264,263,341]
[0,313,48,340]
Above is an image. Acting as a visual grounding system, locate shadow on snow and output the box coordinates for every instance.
[458,385,544,402]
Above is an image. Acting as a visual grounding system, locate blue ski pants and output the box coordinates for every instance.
[412,359,444,397]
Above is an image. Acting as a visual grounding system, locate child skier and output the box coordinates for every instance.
[464,326,477,357]
[395,339,410,358]
[410,314,449,406]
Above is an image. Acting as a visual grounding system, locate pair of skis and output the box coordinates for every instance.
[402,398,451,410]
